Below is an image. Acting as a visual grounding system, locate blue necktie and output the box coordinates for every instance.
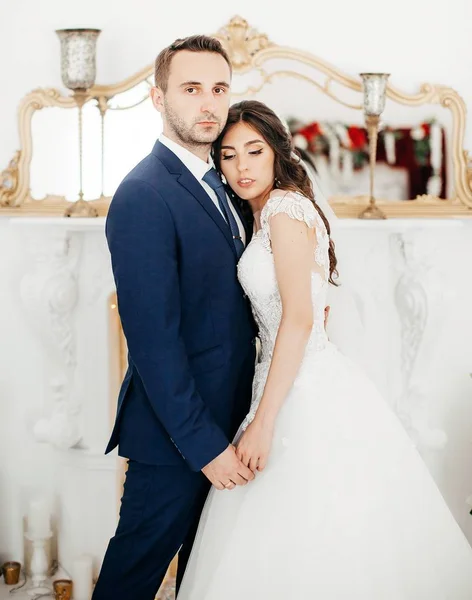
[203,168,245,259]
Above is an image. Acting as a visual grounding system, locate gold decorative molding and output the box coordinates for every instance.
[213,15,273,71]
[0,150,20,206]
[1,15,472,218]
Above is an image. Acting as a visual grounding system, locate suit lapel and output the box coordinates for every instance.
[152,141,237,259]
[177,171,238,259]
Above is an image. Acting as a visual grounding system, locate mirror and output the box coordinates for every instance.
[29,80,163,202]
[1,16,471,218]
[229,61,453,203]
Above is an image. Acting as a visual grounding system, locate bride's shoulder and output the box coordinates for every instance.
[262,189,317,228]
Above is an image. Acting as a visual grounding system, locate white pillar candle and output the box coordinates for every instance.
[27,499,51,538]
[72,554,93,600]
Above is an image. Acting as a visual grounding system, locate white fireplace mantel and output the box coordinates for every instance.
[7,214,471,229]
[1,213,472,576]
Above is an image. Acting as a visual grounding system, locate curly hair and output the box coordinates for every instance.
[213,100,338,285]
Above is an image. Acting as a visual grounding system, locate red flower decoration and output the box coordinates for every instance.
[347,126,367,150]
[298,122,322,142]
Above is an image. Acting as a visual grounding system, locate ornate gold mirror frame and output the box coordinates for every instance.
[1,15,472,218]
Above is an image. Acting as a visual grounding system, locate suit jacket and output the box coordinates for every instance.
[105,140,256,471]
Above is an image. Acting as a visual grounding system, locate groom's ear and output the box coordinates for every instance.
[151,86,165,113]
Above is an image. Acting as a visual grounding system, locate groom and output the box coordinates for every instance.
[92,36,257,600]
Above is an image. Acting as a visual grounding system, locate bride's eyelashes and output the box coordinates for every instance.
[221,149,264,161]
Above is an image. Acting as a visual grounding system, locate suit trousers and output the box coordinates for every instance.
[92,460,210,600]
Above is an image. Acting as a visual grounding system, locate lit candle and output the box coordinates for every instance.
[27,499,51,539]
[72,554,93,600]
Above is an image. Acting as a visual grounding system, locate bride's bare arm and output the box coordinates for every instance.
[236,212,315,471]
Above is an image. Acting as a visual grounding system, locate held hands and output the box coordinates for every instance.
[236,417,274,474]
[202,444,255,491]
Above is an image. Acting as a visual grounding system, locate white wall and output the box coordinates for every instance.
[1,0,472,572]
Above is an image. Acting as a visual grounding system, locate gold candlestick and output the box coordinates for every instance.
[64,90,98,217]
[358,73,390,220]
[56,28,101,218]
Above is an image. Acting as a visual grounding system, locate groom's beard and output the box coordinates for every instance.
[164,100,224,148]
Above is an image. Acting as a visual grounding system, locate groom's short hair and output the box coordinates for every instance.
[154,35,232,92]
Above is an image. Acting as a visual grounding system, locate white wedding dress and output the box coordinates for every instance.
[178,191,472,599]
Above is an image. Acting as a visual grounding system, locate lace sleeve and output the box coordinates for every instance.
[260,190,321,252]
[260,190,330,280]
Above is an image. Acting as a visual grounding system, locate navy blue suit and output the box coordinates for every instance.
[92,141,256,600]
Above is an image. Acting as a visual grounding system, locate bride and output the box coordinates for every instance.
[177,100,472,599]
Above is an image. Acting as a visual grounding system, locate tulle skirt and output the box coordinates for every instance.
[178,345,472,599]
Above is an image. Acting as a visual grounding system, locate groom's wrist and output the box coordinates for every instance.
[179,426,229,472]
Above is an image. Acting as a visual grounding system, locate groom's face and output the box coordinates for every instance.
[152,50,231,147]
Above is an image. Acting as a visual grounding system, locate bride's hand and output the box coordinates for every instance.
[236,418,274,473]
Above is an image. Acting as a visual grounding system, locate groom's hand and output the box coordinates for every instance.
[202,444,255,491]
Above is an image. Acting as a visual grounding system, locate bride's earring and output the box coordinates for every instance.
[274,178,280,188]
[221,173,227,185]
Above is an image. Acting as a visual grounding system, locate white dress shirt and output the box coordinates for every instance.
[159,134,246,245]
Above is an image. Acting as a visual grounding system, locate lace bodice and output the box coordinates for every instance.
[238,189,330,361]
[237,190,331,425]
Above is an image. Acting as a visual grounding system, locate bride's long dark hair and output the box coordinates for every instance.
[213,100,338,285]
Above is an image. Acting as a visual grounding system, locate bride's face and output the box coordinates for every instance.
[219,122,275,207]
